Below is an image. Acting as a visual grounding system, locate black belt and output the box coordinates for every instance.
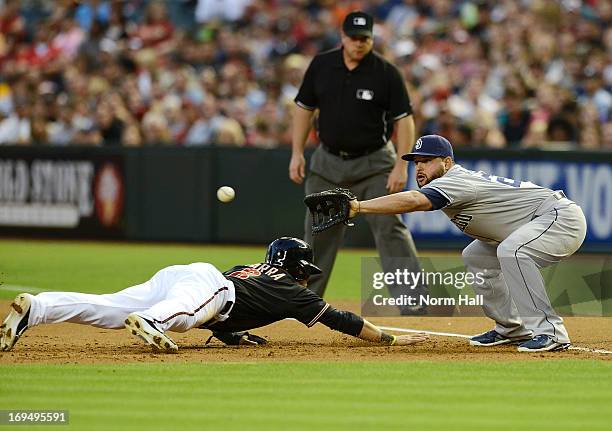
[322,144,384,160]
[219,300,233,315]
[199,300,233,329]
[552,191,567,200]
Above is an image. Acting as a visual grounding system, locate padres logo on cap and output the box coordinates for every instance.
[415,138,423,150]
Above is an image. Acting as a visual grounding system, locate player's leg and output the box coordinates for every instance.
[357,172,424,314]
[0,281,160,351]
[462,240,532,345]
[25,281,162,329]
[498,204,587,351]
[126,263,234,351]
[304,172,347,296]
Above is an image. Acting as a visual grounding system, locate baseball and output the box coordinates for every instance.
[217,186,235,203]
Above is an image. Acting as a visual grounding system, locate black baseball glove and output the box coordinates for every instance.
[205,331,268,346]
[304,188,357,234]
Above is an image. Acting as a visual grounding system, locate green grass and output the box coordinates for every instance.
[1,239,610,431]
[0,361,611,431]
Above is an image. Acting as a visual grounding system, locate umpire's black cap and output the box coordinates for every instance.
[402,135,455,161]
[342,11,374,38]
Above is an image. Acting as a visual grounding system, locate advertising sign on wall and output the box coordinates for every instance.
[0,154,125,237]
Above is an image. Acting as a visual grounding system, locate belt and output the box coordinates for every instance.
[219,300,233,315]
[322,144,384,160]
[552,190,567,200]
[199,300,233,329]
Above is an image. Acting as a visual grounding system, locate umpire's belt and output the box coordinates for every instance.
[322,143,384,160]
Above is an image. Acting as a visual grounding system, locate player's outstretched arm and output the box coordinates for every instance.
[350,191,432,218]
[358,319,428,346]
[317,306,427,346]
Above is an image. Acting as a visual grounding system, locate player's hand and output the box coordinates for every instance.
[386,162,408,194]
[207,331,267,346]
[393,333,429,346]
[238,332,268,346]
[289,153,306,184]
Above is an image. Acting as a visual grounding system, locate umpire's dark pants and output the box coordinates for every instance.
[304,142,423,301]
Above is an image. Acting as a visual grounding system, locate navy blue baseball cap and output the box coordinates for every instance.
[401,135,454,161]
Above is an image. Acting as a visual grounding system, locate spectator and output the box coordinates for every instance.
[122,122,143,147]
[216,118,246,147]
[0,0,609,150]
[75,0,111,32]
[129,1,175,52]
[47,101,76,146]
[195,0,252,24]
[184,96,225,146]
[0,103,30,145]
[96,100,124,145]
[498,88,531,147]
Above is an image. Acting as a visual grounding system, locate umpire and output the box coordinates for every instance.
[289,11,423,301]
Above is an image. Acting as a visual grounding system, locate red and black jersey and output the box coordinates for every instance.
[203,263,330,333]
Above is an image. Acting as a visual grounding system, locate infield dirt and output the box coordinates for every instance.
[1,300,610,364]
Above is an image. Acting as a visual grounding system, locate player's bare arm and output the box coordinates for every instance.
[289,105,315,184]
[358,319,428,346]
[350,191,433,217]
[315,303,427,346]
[386,115,415,194]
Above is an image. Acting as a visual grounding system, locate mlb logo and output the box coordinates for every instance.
[353,17,367,26]
[356,89,374,100]
[415,138,423,149]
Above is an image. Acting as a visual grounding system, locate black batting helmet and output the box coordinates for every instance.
[265,237,322,281]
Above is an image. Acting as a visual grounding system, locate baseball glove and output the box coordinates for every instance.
[304,188,357,234]
[205,331,267,346]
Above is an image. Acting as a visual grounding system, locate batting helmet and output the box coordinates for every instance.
[265,237,322,281]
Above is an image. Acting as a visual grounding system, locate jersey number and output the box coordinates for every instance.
[228,268,262,279]
[451,213,473,231]
[476,171,521,188]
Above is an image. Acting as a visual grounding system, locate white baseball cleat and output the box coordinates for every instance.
[124,313,178,353]
[1,294,32,351]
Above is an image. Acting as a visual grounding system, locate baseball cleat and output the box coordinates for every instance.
[517,335,570,352]
[469,330,532,347]
[124,313,178,353]
[0,294,32,351]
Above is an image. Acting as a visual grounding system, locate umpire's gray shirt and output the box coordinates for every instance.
[421,164,562,244]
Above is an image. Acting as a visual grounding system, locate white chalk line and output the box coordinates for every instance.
[379,325,472,339]
[379,325,612,355]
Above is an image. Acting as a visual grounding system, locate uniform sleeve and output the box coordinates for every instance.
[422,175,476,207]
[288,287,330,327]
[294,57,318,111]
[317,306,364,336]
[418,188,450,210]
[387,63,413,121]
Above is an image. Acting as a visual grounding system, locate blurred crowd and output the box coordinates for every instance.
[0,0,610,149]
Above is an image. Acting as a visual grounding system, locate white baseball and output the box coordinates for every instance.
[217,186,235,203]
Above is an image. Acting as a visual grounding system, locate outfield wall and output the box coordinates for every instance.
[0,146,610,252]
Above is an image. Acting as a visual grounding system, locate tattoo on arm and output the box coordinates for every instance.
[381,332,396,345]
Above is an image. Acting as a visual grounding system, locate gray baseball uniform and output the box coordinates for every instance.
[421,164,587,343]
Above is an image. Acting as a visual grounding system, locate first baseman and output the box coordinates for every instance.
[0,237,427,352]
[345,135,587,352]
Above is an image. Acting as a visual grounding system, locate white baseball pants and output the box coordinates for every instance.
[26,263,235,333]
